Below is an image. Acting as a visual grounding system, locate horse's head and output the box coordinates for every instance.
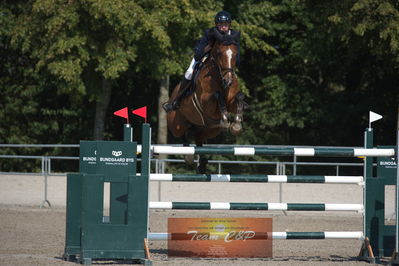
[210,30,240,89]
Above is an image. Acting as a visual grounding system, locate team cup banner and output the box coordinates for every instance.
[168,218,273,258]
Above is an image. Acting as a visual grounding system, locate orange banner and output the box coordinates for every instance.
[168,218,272,258]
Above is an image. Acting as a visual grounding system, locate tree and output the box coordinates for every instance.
[9,0,162,140]
[309,0,399,144]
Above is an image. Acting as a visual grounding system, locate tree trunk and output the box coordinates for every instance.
[157,75,169,145]
[93,78,112,140]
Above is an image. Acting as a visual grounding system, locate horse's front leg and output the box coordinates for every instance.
[214,91,230,129]
[194,140,208,175]
[230,92,246,135]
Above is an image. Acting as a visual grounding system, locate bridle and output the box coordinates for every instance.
[208,29,240,89]
[211,50,236,89]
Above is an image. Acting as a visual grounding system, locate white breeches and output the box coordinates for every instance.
[184,58,197,80]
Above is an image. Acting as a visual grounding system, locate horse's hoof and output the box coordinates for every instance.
[184,155,194,165]
[235,114,243,124]
[230,123,242,135]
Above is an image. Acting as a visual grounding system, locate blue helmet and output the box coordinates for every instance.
[215,11,231,24]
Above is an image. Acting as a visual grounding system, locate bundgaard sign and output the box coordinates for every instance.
[80,141,136,176]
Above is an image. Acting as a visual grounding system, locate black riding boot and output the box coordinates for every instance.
[162,78,191,112]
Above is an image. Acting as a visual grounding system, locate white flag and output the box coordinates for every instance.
[369,111,383,123]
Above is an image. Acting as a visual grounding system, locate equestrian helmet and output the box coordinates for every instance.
[215,11,231,24]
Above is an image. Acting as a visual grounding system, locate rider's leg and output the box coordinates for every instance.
[163,58,196,112]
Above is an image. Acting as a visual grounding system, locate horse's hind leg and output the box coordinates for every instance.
[194,138,208,175]
[230,92,246,135]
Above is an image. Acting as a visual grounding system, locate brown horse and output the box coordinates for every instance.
[166,30,246,173]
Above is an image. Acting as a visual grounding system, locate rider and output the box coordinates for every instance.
[162,10,240,113]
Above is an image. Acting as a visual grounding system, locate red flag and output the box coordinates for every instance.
[132,106,147,123]
[113,107,129,123]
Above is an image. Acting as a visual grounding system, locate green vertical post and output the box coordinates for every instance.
[364,128,373,176]
[123,124,133,141]
[141,123,151,225]
[140,123,151,177]
[63,173,83,260]
[363,128,377,259]
[141,123,151,237]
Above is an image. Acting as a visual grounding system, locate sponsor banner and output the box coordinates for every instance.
[80,141,137,175]
[379,158,397,168]
[168,217,272,258]
[80,141,97,173]
[377,147,397,180]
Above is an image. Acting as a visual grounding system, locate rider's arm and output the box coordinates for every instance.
[194,28,214,61]
[194,36,208,61]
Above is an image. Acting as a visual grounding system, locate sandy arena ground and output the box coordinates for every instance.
[0,174,387,265]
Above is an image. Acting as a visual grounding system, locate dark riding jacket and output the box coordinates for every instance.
[194,27,240,65]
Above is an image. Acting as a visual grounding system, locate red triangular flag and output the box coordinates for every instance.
[113,107,129,123]
[132,106,147,123]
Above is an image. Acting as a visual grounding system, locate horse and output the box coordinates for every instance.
[166,30,246,174]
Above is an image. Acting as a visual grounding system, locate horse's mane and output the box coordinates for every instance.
[211,29,240,46]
